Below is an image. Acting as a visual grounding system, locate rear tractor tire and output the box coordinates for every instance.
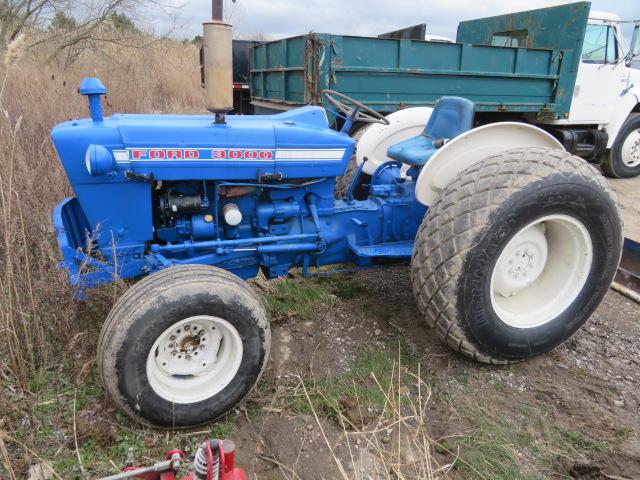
[411,147,622,363]
[98,265,270,428]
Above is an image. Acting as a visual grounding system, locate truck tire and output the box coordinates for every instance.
[98,265,270,428]
[601,113,640,178]
[411,148,622,364]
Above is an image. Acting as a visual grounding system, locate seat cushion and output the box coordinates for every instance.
[387,134,437,167]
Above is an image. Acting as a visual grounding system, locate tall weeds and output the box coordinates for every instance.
[0,36,203,391]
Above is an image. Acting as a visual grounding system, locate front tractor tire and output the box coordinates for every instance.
[411,148,622,364]
[98,265,270,428]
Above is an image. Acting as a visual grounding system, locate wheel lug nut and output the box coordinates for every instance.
[185,325,190,331]
[171,350,177,356]
[186,355,192,360]
[199,345,205,350]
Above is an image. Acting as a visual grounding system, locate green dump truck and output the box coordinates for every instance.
[250,2,640,178]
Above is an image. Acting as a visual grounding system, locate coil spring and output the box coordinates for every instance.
[193,440,220,480]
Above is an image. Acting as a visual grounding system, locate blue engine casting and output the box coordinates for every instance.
[52,79,470,289]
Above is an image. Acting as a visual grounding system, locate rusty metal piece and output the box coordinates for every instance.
[304,33,322,105]
[212,0,223,20]
[612,238,640,304]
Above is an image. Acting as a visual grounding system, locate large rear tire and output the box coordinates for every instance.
[98,265,270,428]
[411,148,622,363]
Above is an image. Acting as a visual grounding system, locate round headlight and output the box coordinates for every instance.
[85,144,116,176]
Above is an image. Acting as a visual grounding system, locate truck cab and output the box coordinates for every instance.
[561,12,639,128]
[552,11,640,177]
[570,12,628,123]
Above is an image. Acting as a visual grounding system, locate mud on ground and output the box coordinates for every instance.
[229,267,640,479]
[4,267,639,480]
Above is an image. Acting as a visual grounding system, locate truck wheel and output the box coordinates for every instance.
[601,113,640,178]
[98,265,270,428]
[411,148,622,363]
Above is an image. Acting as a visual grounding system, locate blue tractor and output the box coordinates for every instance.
[51,5,622,428]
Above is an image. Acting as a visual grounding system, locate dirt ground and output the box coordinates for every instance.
[220,267,640,480]
[13,264,638,479]
[608,175,640,241]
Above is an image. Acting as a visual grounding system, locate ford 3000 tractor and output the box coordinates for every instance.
[51,3,623,427]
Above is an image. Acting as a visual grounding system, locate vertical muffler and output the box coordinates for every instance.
[203,0,233,122]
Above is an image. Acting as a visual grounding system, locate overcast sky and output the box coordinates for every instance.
[165,0,639,45]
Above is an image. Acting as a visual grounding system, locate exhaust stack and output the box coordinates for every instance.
[203,0,233,122]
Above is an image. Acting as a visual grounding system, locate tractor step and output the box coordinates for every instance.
[348,238,414,258]
[613,238,640,304]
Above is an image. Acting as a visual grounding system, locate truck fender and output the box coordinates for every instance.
[356,107,433,176]
[415,122,563,206]
[604,88,640,148]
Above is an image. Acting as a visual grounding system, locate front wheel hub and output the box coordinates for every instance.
[621,129,640,167]
[146,315,243,403]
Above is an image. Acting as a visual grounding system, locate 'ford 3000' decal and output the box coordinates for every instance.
[112,148,346,162]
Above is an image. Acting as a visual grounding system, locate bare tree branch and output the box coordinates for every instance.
[0,0,176,59]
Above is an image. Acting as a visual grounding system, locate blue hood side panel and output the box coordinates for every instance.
[51,120,152,255]
[51,106,354,256]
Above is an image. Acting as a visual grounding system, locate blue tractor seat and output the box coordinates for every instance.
[387,97,474,168]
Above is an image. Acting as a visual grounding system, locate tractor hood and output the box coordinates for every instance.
[52,105,355,184]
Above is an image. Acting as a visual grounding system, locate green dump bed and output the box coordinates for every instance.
[250,2,590,120]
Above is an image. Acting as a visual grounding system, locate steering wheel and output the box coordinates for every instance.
[322,90,390,126]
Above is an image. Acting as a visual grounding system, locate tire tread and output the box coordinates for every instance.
[97,265,269,428]
[410,147,622,364]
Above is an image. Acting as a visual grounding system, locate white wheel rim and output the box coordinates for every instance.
[490,215,593,329]
[146,316,243,404]
[621,129,640,167]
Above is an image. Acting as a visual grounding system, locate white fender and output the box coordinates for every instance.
[603,87,639,148]
[356,107,433,175]
[415,122,564,206]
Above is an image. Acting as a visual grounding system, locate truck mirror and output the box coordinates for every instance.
[629,25,640,59]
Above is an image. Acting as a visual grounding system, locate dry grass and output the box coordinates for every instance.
[250,343,455,480]
[301,360,448,480]
[0,35,204,476]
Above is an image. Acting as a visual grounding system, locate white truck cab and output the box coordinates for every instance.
[546,12,640,177]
